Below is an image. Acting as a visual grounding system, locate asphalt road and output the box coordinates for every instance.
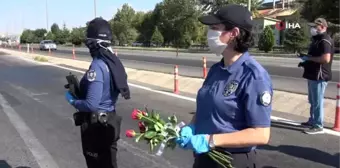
[0,52,339,168]
[10,46,339,99]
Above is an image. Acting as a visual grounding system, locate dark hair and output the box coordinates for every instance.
[224,24,254,53]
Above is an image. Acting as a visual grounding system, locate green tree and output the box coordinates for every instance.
[157,0,202,48]
[283,28,309,53]
[136,11,155,44]
[258,26,275,53]
[45,31,55,40]
[54,23,70,44]
[50,23,60,35]
[20,29,34,43]
[283,13,310,53]
[27,31,37,43]
[132,11,146,30]
[298,0,339,36]
[195,25,208,46]
[69,27,85,46]
[151,26,164,46]
[110,3,138,45]
[33,29,47,43]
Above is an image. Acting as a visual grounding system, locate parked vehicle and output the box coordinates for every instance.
[39,40,57,50]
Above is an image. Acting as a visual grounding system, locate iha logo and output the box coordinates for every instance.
[275,21,301,30]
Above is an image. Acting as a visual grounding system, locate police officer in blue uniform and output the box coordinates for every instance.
[176,4,272,168]
[65,17,130,168]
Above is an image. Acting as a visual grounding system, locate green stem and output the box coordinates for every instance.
[209,151,231,164]
[212,150,233,161]
[212,152,231,164]
[166,136,177,141]
[211,151,234,168]
[208,152,228,168]
[140,115,157,124]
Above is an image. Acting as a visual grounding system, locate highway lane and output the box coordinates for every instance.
[9,47,338,99]
[30,45,340,70]
[59,46,300,59]
[0,53,339,168]
[19,46,340,78]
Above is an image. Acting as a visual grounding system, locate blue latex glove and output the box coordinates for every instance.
[65,91,76,105]
[176,124,195,148]
[300,56,308,61]
[185,134,210,154]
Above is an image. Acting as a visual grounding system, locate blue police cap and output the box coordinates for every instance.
[199,4,254,32]
[86,17,113,41]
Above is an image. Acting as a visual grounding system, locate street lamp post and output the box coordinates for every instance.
[46,0,49,31]
[94,0,97,18]
[248,0,251,11]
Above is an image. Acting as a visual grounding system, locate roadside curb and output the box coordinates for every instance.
[0,48,337,124]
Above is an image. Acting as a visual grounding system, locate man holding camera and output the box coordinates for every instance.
[298,18,334,134]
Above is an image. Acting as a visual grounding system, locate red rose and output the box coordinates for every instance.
[131,109,141,120]
[142,111,148,116]
[131,108,147,120]
[126,129,136,138]
[138,122,146,133]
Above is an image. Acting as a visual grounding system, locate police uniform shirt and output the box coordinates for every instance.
[73,57,119,112]
[195,52,273,153]
[303,33,334,81]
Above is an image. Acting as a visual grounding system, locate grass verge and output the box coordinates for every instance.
[33,56,48,62]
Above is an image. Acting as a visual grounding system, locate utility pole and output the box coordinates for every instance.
[94,0,97,18]
[248,0,251,11]
[46,0,49,31]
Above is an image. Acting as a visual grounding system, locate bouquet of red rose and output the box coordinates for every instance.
[125,107,234,168]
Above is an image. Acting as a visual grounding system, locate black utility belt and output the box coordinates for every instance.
[214,147,253,155]
[73,111,114,126]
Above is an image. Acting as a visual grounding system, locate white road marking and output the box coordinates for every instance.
[271,116,340,136]
[7,82,48,103]
[9,54,340,137]
[0,93,60,168]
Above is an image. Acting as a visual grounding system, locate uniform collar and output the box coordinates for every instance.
[219,52,249,73]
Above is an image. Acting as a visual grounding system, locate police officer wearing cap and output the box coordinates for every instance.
[299,18,334,134]
[65,17,130,168]
[176,4,272,167]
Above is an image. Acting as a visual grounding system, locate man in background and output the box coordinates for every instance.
[299,18,334,134]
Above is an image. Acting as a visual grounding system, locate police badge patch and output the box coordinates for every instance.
[223,80,239,96]
[87,70,96,82]
[260,91,272,106]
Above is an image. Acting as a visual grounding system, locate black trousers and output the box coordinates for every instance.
[193,150,258,168]
[80,112,122,168]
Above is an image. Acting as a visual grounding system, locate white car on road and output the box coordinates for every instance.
[39,40,57,50]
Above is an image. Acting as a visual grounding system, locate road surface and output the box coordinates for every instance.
[0,53,338,168]
[9,46,340,99]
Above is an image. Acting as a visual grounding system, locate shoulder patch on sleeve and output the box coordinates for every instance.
[87,69,96,82]
[260,91,272,106]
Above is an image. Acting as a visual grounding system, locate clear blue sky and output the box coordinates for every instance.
[1,0,273,35]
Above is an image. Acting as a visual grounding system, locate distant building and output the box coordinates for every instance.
[259,0,297,10]
[253,0,299,46]
[252,17,281,46]
[0,34,20,45]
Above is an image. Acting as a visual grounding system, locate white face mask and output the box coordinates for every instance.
[310,28,318,36]
[207,29,228,56]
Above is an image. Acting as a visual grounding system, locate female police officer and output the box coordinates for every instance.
[176,4,272,168]
[65,17,130,168]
